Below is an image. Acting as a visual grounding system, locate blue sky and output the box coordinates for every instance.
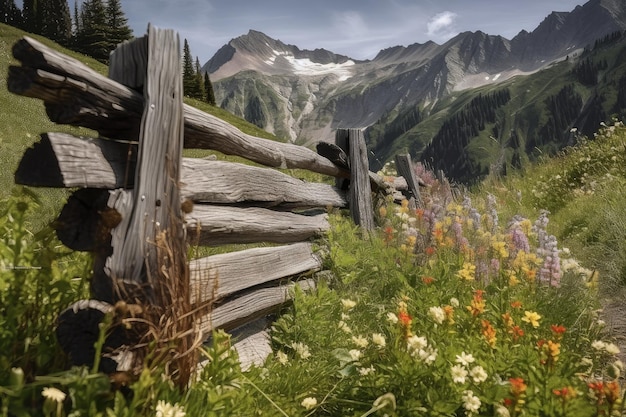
[122,1,585,63]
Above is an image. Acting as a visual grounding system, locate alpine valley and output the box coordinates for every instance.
[203,0,626,183]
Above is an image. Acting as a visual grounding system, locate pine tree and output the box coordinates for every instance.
[22,0,41,33]
[105,0,133,48]
[183,39,196,97]
[40,0,72,45]
[78,0,110,63]
[182,39,203,99]
[204,73,215,105]
[0,0,22,27]
[193,57,204,100]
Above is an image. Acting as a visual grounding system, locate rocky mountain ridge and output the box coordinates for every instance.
[201,0,626,178]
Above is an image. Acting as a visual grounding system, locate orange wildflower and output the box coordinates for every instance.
[443,305,455,324]
[481,319,497,348]
[604,381,621,405]
[467,289,486,317]
[510,300,523,309]
[421,276,435,285]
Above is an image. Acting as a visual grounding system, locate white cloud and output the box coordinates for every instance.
[331,11,368,38]
[426,11,458,38]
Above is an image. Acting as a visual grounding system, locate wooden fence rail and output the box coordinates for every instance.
[7,26,421,370]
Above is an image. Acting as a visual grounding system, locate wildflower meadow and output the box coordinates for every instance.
[1,122,626,416]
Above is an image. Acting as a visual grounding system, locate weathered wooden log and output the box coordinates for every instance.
[16,133,348,208]
[395,154,424,209]
[185,205,329,246]
[15,133,136,189]
[189,242,322,302]
[181,158,347,208]
[7,36,348,178]
[199,278,315,337]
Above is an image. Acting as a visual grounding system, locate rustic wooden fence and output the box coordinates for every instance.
[7,25,422,371]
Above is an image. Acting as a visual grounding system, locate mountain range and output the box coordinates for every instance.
[203,0,626,182]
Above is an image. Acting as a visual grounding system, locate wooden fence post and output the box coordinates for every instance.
[103,25,185,302]
[336,128,374,230]
[395,154,423,209]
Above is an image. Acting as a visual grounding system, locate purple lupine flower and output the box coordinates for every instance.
[462,195,482,230]
[486,194,499,234]
[538,234,562,287]
[508,215,530,256]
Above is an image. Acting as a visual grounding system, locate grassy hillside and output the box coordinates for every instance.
[0,23,282,229]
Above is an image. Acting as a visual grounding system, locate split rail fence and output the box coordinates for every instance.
[7,25,423,370]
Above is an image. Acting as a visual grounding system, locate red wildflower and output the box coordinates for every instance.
[551,324,566,340]
[421,276,435,285]
[509,377,527,396]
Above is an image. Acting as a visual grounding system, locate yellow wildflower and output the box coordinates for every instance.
[522,311,541,328]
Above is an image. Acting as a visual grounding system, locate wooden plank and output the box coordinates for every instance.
[337,129,374,230]
[7,36,348,178]
[395,154,423,209]
[199,279,315,337]
[105,26,185,290]
[185,205,329,246]
[189,242,322,302]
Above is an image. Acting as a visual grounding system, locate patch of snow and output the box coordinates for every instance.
[264,49,354,81]
[492,73,501,81]
[485,76,490,80]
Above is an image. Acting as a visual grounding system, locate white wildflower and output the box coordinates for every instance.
[495,404,511,417]
[292,342,311,359]
[451,364,468,384]
[301,397,317,410]
[428,306,445,324]
[352,335,369,348]
[372,333,386,348]
[276,350,288,365]
[591,340,607,351]
[455,352,476,366]
[469,365,488,383]
[42,387,66,403]
[341,298,357,311]
[605,342,620,355]
[358,366,375,376]
[338,320,352,334]
[407,335,428,351]
[348,349,362,361]
[450,297,460,308]
[461,390,481,413]
[386,312,399,324]
[156,400,186,417]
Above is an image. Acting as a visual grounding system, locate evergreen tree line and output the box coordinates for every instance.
[1,0,216,104]
[183,39,215,105]
[1,0,132,63]
[420,88,511,184]
[572,57,608,86]
[366,106,422,161]
[593,30,625,49]
[526,84,583,156]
